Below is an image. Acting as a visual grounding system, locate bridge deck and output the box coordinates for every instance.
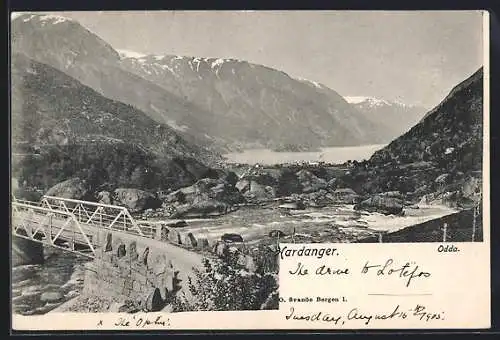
[12,196,205,296]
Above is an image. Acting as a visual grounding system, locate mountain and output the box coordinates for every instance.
[118,53,393,151]
[344,96,428,140]
[11,13,220,151]
[11,13,401,152]
[11,53,222,193]
[341,67,483,207]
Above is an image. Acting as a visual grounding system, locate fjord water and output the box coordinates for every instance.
[223,144,387,165]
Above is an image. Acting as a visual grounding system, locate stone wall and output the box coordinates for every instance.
[83,233,179,312]
[153,222,260,271]
[153,223,211,251]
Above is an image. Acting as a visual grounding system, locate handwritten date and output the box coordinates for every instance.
[285,304,444,326]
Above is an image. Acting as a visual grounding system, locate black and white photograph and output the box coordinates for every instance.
[10,10,486,318]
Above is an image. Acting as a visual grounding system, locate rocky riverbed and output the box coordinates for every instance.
[11,247,90,315]
[144,202,458,247]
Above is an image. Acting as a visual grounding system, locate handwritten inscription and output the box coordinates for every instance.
[285,304,444,326]
[99,314,171,328]
[288,262,350,276]
[287,258,430,288]
[361,259,431,287]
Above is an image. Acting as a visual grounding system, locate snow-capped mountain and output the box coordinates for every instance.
[344,96,393,107]
[11,13,393,152]
[118,51,392,150]
[11,13,220,151]
[344,96,428,139]
[116,49,147,59]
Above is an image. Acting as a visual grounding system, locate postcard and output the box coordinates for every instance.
[10,10,490,330]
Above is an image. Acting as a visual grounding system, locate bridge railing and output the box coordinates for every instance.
[40,196,146,236]
[11,201,97,258]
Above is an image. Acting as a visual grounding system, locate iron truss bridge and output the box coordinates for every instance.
[11,195,159,258]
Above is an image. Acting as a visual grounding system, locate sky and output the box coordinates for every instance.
[25,11,485,108]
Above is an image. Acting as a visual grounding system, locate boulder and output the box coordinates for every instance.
[113,188,161,213]
[245,172,277,187]
[165,220,188,228]
[222,233,244,243]
[240,181,276,201]
[331,188,361,204]
[435,174,451,184]
[268,230,287,238]
[222,170,239,186]
[40,291,64,303]
[275,168,302,196]
[45,178,89,200]
[166,178,244,209]
[378,191,404,199]
[235,179,251,192]
[144,288,164,312]
[209,181,244,205]
[97,191,112,205]
[462,176,482,201]
[354,195,404,215]
[326,178,337,191]
[213,241,228,258]
[295,170,327,194]
[159,157,212,191]
[302,189,333,207]
[172,199,231,218]
[278,201,305,210]
[237,171,278,200]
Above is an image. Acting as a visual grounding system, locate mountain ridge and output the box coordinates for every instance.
[11,52,223,193]
[341,66,483,207]
[11,12,399,152]
[118,50,391,149]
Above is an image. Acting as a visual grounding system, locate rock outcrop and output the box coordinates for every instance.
[45,177,90,200]
[113,188,161,213]
[354,194,404,215]
[163,178,245,217]
[295,169,327,194]
[331,188,361,204]
[40,291,64,303]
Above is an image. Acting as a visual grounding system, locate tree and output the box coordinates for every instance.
[171,252,279,312]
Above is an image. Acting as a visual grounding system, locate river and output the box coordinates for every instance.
[11,247,90,315]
